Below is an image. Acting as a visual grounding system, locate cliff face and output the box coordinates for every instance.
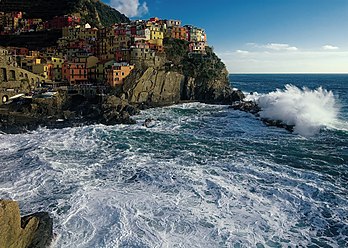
[123,68,185,107]
[123,39,244,107]
[0,0,129,27]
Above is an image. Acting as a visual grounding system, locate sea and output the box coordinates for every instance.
[0,74,347,248]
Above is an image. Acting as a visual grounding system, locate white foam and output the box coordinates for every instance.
[253,84,341,136]
[0,102,346,247]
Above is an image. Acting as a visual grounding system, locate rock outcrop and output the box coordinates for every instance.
[231,101,294,132]
[0,91,138,133]
[123,38,245,107]
[0,200,53,248]
[123,68,185,107]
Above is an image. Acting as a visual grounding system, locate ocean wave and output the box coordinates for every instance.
[0,102,347,247]
[247,84,343,136]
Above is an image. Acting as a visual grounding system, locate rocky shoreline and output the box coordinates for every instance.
[0,40,246,134]
[231,100,294,132]
[0,93,139,134]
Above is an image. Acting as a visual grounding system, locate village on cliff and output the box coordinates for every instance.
[0,11,208,104]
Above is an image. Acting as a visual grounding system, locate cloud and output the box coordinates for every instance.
[236,50,249,54]
[322,45,339,50]
[264,43,298,51]
[247,42,298,51]
[109,0,149,17]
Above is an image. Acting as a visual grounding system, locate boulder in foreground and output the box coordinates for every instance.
[0,200,53,248]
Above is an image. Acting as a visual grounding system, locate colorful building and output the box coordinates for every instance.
[189,41,207,55]
[170,26,187,40]
[105,62,134,87]
[50,57,65,81]
[62,62,88,84]
[184,25,207,42]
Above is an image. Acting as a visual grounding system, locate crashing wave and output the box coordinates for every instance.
[253,84,340,136]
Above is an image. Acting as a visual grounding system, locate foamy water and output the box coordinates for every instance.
[0,102,347,247]
[245,84,343,136]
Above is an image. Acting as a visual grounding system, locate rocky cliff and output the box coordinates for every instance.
[123,38,244,107]
[123,68,185,107]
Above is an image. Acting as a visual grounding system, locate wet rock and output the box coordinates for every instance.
[262,118,294,132]
[231,101,294,132]
[230,101,261,114]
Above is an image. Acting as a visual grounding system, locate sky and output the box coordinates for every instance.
[104,0,348,73]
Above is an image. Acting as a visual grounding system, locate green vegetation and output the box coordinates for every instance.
[163,38,227,81]
[5,0,129,27]
[94,1,129,26]
[163,38,190,65]
[76,0,129,27]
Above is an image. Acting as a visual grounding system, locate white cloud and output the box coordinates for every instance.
[247,42,298,51]
[264,43,298,51]
[236,49,249,54]
[322,45,339,50]
[109,0,149,18]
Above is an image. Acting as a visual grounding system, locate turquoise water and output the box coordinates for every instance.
[0,74,347,247]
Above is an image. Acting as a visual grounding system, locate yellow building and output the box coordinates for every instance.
[145,23,164,41]
[143,25,164,51]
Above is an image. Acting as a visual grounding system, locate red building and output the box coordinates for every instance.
[62,62,88,84]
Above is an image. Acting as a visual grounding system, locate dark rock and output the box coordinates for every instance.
[0,91,139,133]
[262,118,294,132]
[230,101,261,114]
[22,212,53,248]
[231,101,295,132]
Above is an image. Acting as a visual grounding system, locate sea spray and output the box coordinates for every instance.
[255,84,339,136]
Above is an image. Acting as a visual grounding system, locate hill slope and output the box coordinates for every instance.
[0,0,129,27]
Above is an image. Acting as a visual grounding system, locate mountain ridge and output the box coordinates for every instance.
[0,0,129,27]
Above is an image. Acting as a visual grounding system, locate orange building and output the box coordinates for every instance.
[106,62,134,87]
[62,62,88,84]
[171,26,187,40]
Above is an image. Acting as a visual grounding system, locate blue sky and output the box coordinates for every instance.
[105,0,348,73]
